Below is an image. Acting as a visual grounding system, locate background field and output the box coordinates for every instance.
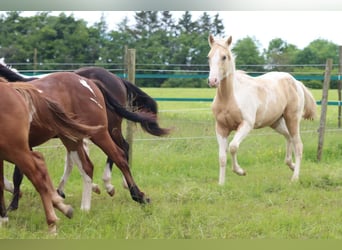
[2,87,342,239]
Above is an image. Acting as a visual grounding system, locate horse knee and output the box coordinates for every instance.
[229,143,238,154]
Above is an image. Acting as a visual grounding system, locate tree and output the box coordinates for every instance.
[232,37,265,72]
[264,38,299,71]
[294,39,339,65]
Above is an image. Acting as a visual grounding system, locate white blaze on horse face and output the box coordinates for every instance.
[208,47,230,88]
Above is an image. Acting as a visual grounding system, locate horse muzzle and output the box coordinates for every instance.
[208,78,219,88]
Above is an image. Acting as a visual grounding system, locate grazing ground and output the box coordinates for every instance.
[2,88,342,239]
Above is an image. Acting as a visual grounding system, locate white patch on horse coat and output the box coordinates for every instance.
[69,151,92,211]
[79,79,96,96]
[102,162,114,195]
[4,177,14,193]
[90,97,103,109]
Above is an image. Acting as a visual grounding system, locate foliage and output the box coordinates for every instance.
[0,11,340,88]
[232,36,265,72]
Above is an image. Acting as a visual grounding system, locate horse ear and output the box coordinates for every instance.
[208,34,215,47]
[226,36,232,46]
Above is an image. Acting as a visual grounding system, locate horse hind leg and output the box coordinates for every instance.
[289,133,303,181]
[283,115,303,181]
[57,139,100,200]
[271,118,295,171]
[92,132,149,204]
[15,151,72,234]
[7,166,24,211]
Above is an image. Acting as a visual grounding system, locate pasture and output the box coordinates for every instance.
[2,87,342,239]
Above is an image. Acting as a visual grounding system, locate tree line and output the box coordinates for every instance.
[0,11,340,88]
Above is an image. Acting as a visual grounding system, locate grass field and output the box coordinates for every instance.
[2,87,342,239]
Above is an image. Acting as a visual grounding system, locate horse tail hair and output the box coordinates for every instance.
[92,79,169,136]
[0,62,37,82]
[122,79,170,136]
[300,82,317,120]
[13,83,102,142]
[43,99,103,141]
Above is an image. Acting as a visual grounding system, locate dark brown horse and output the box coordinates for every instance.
[0,81,99,233]
[0,64,169,211]
[0,69,160,211]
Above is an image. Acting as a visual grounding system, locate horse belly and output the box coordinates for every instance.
[254,104,285,129]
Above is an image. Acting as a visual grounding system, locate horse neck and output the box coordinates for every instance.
[216,73,236,102]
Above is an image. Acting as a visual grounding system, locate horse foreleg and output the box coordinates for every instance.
[82,139,101,194]
[102,160,115,196]
[69,150,94,211]
[216,132,228,185]
[0,160,9,226]
[4,177,14,193]
[229,121,252,176]
[56,152,73,198]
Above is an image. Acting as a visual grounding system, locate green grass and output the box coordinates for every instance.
[2,88,342,239]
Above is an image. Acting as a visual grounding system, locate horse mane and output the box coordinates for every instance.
[11,82,101,141]
[0,60,36,82]
[0,76,8,83]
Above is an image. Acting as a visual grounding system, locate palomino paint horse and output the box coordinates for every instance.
[0,64,169,211]
[0,72,157,211]
[207,34,316,184]
[0,81,99,233]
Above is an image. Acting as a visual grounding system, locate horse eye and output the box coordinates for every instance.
[222,56,227,60]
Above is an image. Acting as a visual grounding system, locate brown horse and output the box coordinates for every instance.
[0,71,158,211]
[0,81,99,233]
[0,64,169,211]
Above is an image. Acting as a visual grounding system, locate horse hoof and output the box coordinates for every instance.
[107,188,115,197]
[0,216,9,227]
[57,189,66,199]
[48,223,57,235]
[233,170,247,176]
[144,197,151,204]
[92,185,101,195]
[65,206,74,219]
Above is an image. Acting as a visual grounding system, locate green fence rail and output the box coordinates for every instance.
[22,72,342,106]
[154,98,342,106]
[24,72,341,81]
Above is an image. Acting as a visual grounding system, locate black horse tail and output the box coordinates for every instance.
[122,79,170,136]
[92,79,160,128]
[0,63,38,82]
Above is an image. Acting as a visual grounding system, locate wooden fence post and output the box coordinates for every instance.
[338,46,342,128]
[317,58,333,161]
[125,48,136,167]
